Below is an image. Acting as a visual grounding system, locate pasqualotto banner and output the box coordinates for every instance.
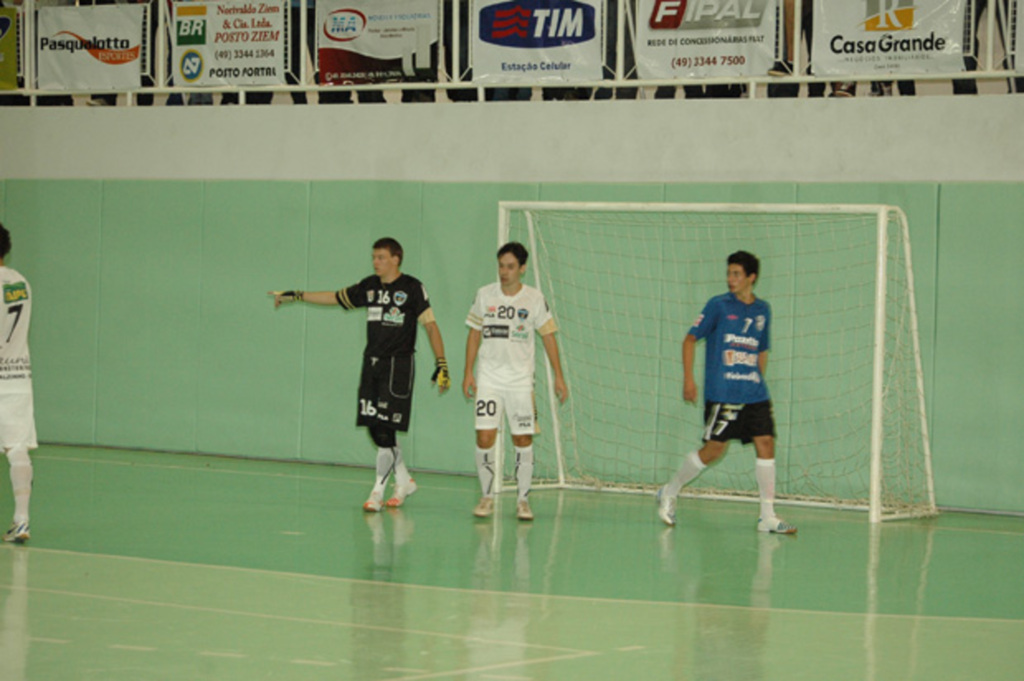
[811,0,968,75]
[0,7,17,90]
[316,0,439,85]
[471,0,605,83]
[36,5,144,90]
[635,0,777,79]
[172,0,287,87]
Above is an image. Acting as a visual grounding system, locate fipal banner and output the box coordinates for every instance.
[37,5,144,90]
[316,0,438,85]
[635,0,777,79]
[471,0,605,83]
[811,0,967,75]
[172,0,287,87]
[0,8,17,90]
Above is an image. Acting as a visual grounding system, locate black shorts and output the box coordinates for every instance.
[357,354,414,432]
[702,400,775,444]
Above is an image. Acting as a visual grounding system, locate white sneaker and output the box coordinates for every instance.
[656,486,676,527]
[473,497,495,518]
[2,521,29,543]
[362,491,384,513]
[757,516,797,534]
[385,479,417,508]
[516,500,534,521]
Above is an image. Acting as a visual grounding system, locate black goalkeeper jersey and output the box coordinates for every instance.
[337,274,431,357]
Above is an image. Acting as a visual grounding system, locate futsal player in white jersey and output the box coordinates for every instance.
[463,242,567,521]
[0,223,36,544]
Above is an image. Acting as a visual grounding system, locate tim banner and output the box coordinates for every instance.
[316,0,438,85]
[635,0,777,79]
[811,0,967,75]
[172,0,286,87]
[0,7,16,90]
[471,0,605,83]
[36,5,144,90]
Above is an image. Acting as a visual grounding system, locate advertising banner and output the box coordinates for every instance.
[36,5,144,90]
[316,0,439,85]
[635,0,777,79]
[172,0,287,87]
[0,8,17,90]
[471,0,605,83]
[811,0,968,75]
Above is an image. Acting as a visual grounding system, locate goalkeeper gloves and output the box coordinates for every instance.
[431,357,451,390]
[279,290,304,303]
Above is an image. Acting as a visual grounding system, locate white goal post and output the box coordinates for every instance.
[495,201,936,523]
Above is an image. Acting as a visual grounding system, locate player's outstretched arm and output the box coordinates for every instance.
[269,290,341,308]
[463,328,481,399]
[682,334,699,404]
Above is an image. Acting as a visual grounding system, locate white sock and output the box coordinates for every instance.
[755,458,776,520]
[373,447,396,496]
[665,450,706,498]
[514,446,533,503]
[7,448,32,524]
[392,444,412,488]
[475,446,496,497]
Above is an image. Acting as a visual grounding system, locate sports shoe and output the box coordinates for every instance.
[656,486,676,527]
[473,496,495,518]
[2,521,30,544]
[385,479,417,508]
[768,60,793,77]
[758,516,797,534]
[516,500,534,521]
[830,82,856,97]
[362,491,384,513]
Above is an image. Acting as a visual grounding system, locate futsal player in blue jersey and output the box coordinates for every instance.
[657,251,797,534]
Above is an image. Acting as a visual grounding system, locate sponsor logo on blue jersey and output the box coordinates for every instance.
[479,0,596,49]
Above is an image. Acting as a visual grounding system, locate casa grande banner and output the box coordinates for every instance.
[0,8,17,90]
[635,0,777,79]
[37,5,144,90]
[316,0,439,85]
[471,0,605,84]
[811,0,967,76]
[172,0,287,87]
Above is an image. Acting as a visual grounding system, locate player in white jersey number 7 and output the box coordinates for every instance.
[0,222,36,545]
[657,251,797,535]
[464,243,568,522]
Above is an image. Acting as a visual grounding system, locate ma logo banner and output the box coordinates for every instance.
[864,0,914,31]
[180,49,203,82]
[479,0,596,49]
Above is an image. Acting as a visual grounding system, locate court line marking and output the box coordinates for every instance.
[291,659,337,667]
[109,644,157,652]
[379,651,598,681]
[15,583,595,655]
[14,546,1024,626]
[198,651,247,659]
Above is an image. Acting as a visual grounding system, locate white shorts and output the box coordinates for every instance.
[474,384,536,436]
[0,393,38,450]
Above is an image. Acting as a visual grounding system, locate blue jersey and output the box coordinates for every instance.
[688,292,771,404]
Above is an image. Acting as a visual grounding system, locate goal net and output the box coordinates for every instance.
[497,202,936,522]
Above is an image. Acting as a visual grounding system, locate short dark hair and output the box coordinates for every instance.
[0,222,10,260]
[373,237,403,265]
[497,241,528,267]
[728,250,759,278]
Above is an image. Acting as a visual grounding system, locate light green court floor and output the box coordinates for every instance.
[1,445,1022,681]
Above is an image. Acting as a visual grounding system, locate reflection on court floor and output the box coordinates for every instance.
[0,445,1021,680]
